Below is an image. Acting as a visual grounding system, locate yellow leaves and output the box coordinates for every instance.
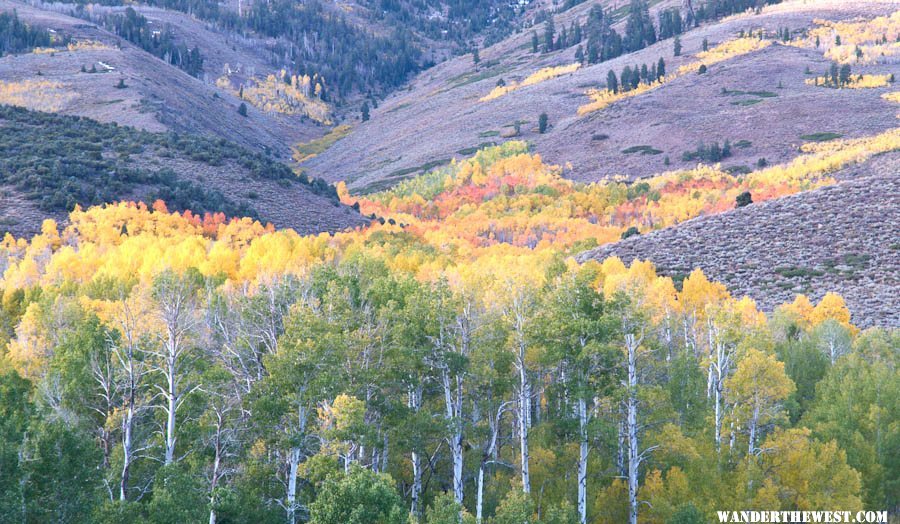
[294,125,352,164]
[780,294,815,327]
[0,79,76,113]
[577,76,672,115]
[480,63,580,102]
[805,13,900,65]
[753,428,863,511]
[678,37,772,75]
[218,72,332,124]
[727,348,795,407]
[679,268,730,318]
[805,74,892,89]
[318,394,366,434]
[33,40,111,54]
[5,301,49,378]
[810,292,854,331]
[579,37,771,116]
[882,91,900,104]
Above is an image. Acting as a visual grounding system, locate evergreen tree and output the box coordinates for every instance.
[607,70,619,93]
[532,31,539,53]
[361,101,370,122]
[544,18,556,53]
[674,35,682,57]
[657,57,666,79]
[238,102,248,117]
[538,112,549,134]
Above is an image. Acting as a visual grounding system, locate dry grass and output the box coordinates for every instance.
[577,76,673,115]
[0,79,76,112]
[33,40,113,54]
[802,12,900,65]
[677,37,773,74]
[579,37,773,117]
[805,74,892,89]
[293,125,352,164]
[481,63,580,102]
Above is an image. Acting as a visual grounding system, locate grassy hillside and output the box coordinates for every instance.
[0,0,326,158]
[302,0,899,192]
[0,104,366,237]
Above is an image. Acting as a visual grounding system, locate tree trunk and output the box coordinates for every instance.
[626,333,639,524]
[286,447,300,524]
[165,347,177,465]
[577,397,589,524]
[409,385,424,519]
[120,401,134,501]
[518,363,531,494]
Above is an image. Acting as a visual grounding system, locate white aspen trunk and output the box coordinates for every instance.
[165,349,177,465]
[286,447,300,524]
[748,404,759,456]
[409,385,423,519]
[120,402,134,501]
[286,403,307,524]
[577,397,589,524]
[442,371,465,503]
[625,333,639,524]
[518,362,531,494]
[476,466,485,524]
[714,374,722,452]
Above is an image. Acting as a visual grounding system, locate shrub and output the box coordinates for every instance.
[621,226,640,239]
[736,191,753,208]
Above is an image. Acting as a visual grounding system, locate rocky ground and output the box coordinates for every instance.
[578,152,900,328]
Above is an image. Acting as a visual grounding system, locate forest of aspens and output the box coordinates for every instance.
[0,140,897,524]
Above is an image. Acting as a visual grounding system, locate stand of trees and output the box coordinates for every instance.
[102,8,204,77]
[0,10,55,56]
[0,161,893,523]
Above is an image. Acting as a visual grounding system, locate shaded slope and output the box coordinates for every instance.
[0,0,322,158]
[577,153,900,328]
[0,105,366,237]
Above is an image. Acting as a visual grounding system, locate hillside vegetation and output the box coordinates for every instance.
[0,2,897,524]
[0,105,364,237]
[0,133,895,523]
[304,0,899,190]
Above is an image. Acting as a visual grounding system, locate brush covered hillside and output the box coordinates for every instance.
[0,104,366,237]
[0,0,341,157]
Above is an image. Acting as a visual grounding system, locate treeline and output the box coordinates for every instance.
[244,0,420,100]
[605,58,666,93]
[0,10,55,56]
[364,0,523,49]
[537,0,782,66]
[100,7,203,77]
[0,104,337,217]
[0,223,895,523]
